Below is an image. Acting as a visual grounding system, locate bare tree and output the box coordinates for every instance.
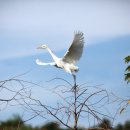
[0,79,24,109]
[1,73,128,130]
[20,75,116,130]
[0,73,37,112]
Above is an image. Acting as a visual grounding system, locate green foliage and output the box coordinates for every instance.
[124,56,130,63]
[113,121,130,130]
[41,122,61,130]
[0,116,62,130]
[0,115,23,127]
[125,73,130,83]
[124,55,130,84]
[0,115,33,130]
[98,118,112,129]
[125,65,130,72]
[114,124,123,130]
[123,121,130,130]
[0,115,130,130]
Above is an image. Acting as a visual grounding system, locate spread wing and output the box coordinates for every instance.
[62,31,84,64]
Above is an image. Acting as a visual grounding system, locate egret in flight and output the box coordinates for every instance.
[36,31,84,78]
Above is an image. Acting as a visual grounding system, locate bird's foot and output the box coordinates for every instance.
[71,84,79,93]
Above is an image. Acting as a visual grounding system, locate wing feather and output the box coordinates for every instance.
[62,31,84,64]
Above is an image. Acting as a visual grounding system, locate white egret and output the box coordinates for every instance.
[36,31,84,78]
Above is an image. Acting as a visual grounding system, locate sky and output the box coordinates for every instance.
[0,0,130,128]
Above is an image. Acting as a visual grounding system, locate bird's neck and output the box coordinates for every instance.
[46,47,59,62]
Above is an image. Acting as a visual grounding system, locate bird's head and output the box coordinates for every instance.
[37,44,48,49]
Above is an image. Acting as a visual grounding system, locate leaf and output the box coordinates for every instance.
[125,56,130,63]
[124,73,130,84]
[125,65,130,72]
[128,99,130,104]
[120,107,125,114]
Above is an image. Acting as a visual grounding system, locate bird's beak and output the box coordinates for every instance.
[37,46,42,49]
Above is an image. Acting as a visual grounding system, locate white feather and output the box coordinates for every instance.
[36,31,84,75]
[62,32,84,64]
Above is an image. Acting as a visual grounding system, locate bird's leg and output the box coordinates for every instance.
[72,74,77,92]
[72,74,76,86]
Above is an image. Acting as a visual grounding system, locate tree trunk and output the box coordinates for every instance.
[73,75,78,130]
